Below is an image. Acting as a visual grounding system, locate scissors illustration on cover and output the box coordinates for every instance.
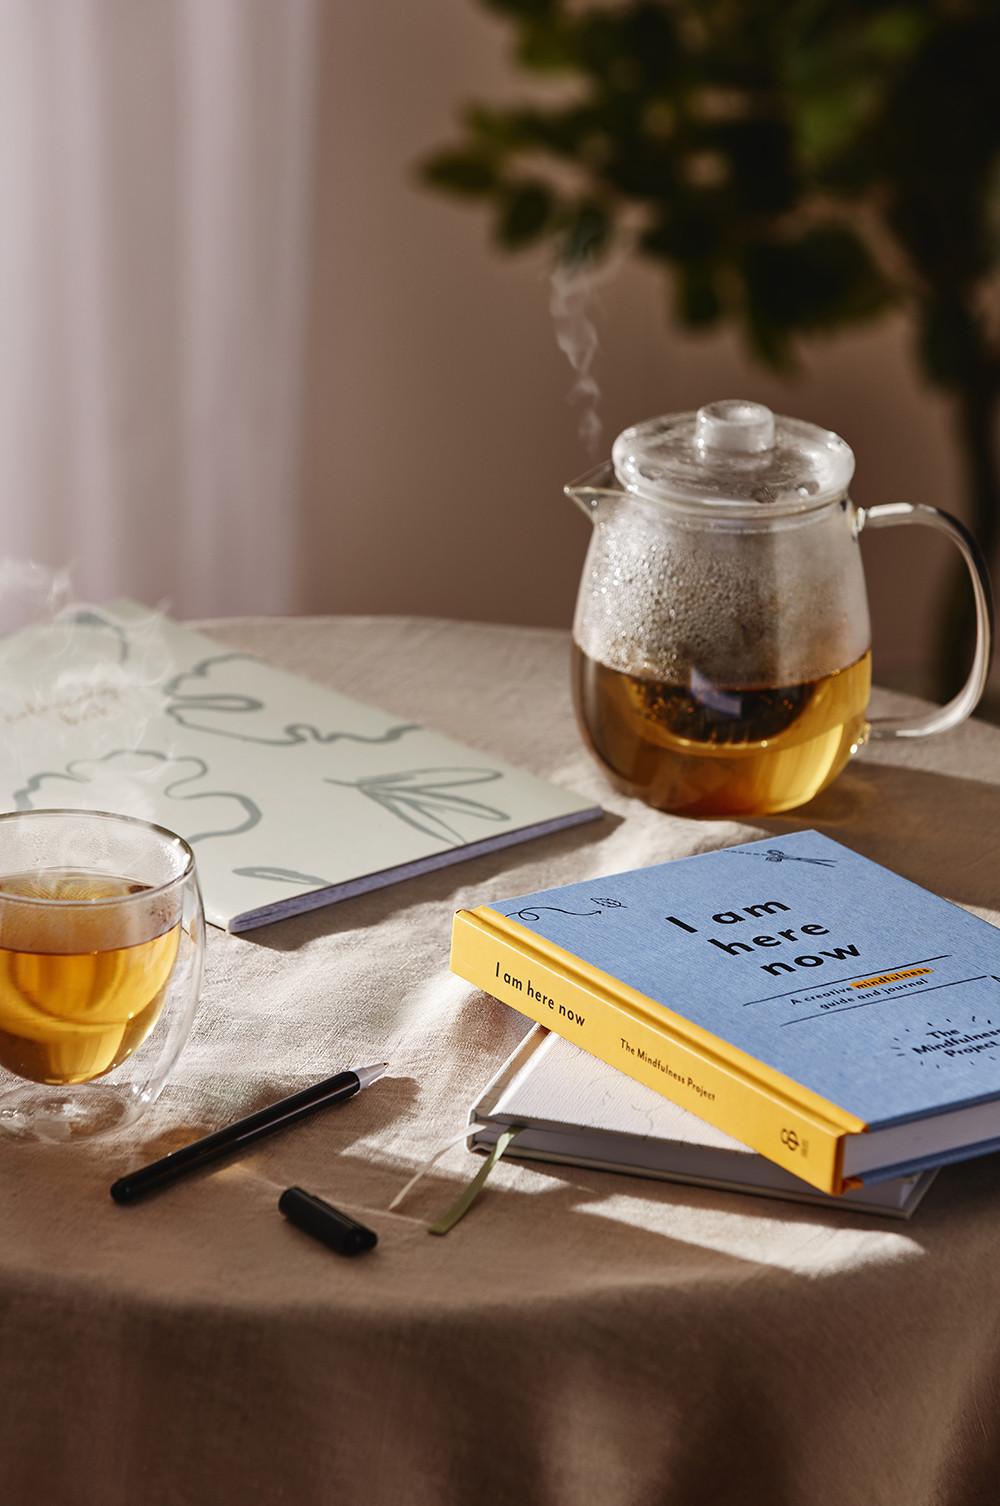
[737,848,837,867]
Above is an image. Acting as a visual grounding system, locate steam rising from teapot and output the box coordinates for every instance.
[550,250,625,456]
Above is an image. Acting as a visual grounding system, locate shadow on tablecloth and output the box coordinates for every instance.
[245,810,625,952]
[761,761,1000,912]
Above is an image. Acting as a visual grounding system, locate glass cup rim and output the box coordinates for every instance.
[0,808,196,908]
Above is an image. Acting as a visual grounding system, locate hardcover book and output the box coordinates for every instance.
[470,1025,937,1218]
[450,831,1000,1194]
[0,603,601,931]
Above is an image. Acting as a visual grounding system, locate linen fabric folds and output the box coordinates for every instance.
[1,615,999,1506]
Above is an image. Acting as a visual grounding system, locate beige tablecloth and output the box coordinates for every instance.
[2,616,1000,1506]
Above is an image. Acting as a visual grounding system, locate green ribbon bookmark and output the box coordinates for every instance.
[427,1126,523,1236]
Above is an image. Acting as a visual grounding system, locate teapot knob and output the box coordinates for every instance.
[695,399,775,455]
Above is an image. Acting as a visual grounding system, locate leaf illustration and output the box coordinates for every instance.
[325,766,508,844]
[233,865,333,887]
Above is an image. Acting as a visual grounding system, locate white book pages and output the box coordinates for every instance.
[470,1027,937,1218]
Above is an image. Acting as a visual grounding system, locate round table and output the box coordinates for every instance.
[3,616,1000,1506]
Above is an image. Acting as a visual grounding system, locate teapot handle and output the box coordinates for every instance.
[856,502,994,739]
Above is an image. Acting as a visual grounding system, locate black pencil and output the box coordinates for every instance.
[110,1062,388,1204]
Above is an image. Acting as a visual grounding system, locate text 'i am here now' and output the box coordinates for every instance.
[495,963,586,1026]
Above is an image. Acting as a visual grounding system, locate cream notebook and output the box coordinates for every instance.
[0,604,601,931]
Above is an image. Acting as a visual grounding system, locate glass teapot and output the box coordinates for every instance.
[568,399,993,817]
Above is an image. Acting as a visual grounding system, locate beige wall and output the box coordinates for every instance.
[297,1,989,698]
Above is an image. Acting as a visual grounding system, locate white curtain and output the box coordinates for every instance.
[0,0,318,617]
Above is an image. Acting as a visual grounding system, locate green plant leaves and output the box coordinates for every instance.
[496,181,555,247]
[917,295,985,390]
[706,117,798,215]
[421,150,498,197]
[559,199,612,263]
[419,0,998,384]
[674,263,721,328]
[741,226,892,348]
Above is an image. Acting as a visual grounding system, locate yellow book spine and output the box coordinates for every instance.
[451,908,857,1194]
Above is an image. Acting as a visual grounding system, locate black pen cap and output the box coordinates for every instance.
[278,1186,378,1256]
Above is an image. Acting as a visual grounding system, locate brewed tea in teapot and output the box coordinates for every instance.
[568,400,992,817]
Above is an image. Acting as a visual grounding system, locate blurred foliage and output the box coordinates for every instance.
[422,0,1000,698]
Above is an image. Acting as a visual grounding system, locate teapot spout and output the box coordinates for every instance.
[564,461,624,523]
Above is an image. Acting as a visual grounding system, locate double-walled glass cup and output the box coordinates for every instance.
[0,809,204,1141]
[570,400,994,817]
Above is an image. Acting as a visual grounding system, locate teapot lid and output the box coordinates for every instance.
[611,400,854,515]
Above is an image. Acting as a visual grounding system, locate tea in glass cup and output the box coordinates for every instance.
[0,811,204,1140]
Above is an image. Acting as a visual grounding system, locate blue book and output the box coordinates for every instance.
[450,831,1000,1194]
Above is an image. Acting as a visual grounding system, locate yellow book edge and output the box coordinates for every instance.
[451,905,869,1196]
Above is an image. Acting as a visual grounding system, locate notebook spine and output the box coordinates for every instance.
[451,908,849,1194]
